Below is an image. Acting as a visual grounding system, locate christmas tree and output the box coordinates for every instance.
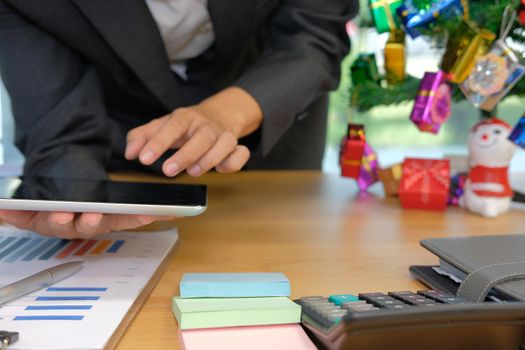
[350,0,525,112]
[328,0,525,205]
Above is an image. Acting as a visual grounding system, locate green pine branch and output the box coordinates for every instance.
[350,76,466,112]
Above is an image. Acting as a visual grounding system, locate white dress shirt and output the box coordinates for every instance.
[145,0,215,79]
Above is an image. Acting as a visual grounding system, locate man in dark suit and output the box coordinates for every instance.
[0,0,357,237]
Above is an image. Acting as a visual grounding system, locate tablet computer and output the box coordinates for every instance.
[0,176,207,216]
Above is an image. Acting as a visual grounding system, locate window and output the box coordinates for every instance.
[323,29,525,192]
[0,79,24,175]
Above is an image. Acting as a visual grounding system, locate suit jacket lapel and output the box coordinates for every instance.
[71,0,180,110]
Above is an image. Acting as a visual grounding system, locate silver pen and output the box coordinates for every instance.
[0,261,83,306]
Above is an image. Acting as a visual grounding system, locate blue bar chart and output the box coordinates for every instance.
[0,226,179,350]
[12,286,108,322]
[0,235,126,263]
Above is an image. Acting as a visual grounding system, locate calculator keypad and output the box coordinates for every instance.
[299,290,466,329]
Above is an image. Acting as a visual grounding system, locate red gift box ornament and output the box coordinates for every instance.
[340,124,366,179]
[399,158,450,210]
[519,0,525,26]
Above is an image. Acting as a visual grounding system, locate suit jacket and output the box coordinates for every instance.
[0,0,358,178]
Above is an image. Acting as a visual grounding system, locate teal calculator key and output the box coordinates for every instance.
[328,294,359,306]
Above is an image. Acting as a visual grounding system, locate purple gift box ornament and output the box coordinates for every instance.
[410,71,452,134]
[509,116,525,149]
[357,143,379,191]
[448,172,467,206]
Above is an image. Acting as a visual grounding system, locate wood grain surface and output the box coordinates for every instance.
[111,171,524,349]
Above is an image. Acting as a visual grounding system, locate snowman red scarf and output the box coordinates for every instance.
[468,165,513,197]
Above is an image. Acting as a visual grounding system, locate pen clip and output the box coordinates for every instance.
[0,331,19,350]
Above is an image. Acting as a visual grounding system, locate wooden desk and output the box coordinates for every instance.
[114,171,524,349]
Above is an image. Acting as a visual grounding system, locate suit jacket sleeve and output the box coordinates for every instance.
[0,0,111,179]
[234,0,358,156]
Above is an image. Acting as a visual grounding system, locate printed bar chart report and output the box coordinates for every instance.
[0,234,127,263]
[0,226,179,350]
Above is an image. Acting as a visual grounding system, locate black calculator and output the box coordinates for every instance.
[297,290,525,350]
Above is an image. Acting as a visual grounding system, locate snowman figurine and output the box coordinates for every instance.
[460,118,516,218]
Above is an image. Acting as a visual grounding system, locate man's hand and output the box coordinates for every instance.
[0,210,171,239]
[125,87,263,177]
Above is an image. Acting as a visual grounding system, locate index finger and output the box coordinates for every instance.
[125,117,169,161]
[138,115,191,166]
[0,209,36,229]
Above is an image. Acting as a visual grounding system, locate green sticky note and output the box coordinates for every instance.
[172,297,301,330]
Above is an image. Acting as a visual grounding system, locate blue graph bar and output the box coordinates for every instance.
[39,239,70,260]
[14,316,84,321]
[107,240,125,253]
[0,237,16,250]
[0,237,31,260]
[5,238,44,263]
[36,296,100,301]
[25,305,92,310]
[0,236,8,247]
[46,287,107,292]
[23,239,59,261]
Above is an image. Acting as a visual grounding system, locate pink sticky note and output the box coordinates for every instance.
[180,324,316,350]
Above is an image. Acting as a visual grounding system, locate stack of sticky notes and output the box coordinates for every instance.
[172,273,316,350]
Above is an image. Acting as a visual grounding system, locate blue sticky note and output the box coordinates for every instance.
[180,273,291,298]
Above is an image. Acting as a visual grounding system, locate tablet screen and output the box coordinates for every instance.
[0,176,207,207]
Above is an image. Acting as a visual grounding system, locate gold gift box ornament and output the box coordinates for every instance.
[441,20,495,84]
[384,30,406,84]
[377,163,403,197]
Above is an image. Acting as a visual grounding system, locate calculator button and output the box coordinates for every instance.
[417,290,447,297]
[343,303,376,311]
[303,300,331,308]
[389,291,413,296]
[300,298,326,307]
[372,299,407,308]
[367,295,396,302]
[358,292,388,298]
[404,298,436,306]
[341,300,367,308]
[350,307,381,313]
[329,294,359,306]
[358,293,389,304]
[312,304,341,315]
[300,297,327,306]
[417,291,466,304]
[303,300,333,309]
[300,296,327,302]
[322,309,348,322]
[435,297,466,304]
[388,291,436,305]
[388,304,412,310]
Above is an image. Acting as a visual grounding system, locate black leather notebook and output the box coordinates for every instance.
[410,234,525,302]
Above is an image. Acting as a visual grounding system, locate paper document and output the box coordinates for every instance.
[432,259,466,284]
[0,225,178,350]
